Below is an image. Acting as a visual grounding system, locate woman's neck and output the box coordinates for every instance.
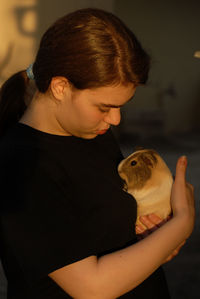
[19,92,69,136]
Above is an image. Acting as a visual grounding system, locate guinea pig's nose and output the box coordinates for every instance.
[131,160,137,166]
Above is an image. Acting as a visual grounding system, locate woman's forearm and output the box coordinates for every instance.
[50,215,189,299]
[95,214,190,298]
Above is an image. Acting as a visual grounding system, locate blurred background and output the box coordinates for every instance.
[0,0,199,298]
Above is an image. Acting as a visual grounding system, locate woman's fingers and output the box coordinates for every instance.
[162,240,186,264]
[174,156,187,183]
[171,156,187,207]
[140,214,166,228]
[172,156,195,218]
[139,215,156,230]
[186,182,194,195]
[147,214,166,226]
[136,214,167,238]
[170,156,195,238]
[135,224,145,234]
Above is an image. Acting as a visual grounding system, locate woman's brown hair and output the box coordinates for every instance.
[0,8,150,136]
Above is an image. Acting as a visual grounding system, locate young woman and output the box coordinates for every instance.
[0,8,194,299]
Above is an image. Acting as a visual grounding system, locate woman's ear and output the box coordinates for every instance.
[50,76,70,101]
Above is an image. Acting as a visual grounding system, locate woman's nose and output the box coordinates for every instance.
[104,108,121,126]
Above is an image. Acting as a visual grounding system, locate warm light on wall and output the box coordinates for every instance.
[0,0,37,85]
[194,51,200,58]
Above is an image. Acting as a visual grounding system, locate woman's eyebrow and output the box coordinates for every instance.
[100,103,123,108]
[99,96,134,108]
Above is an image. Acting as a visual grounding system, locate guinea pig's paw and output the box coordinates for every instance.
[122,180,128,192]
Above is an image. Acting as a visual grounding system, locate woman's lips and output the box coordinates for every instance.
[96,129,108,135]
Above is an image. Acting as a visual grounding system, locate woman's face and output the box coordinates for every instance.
[56,83,136,139]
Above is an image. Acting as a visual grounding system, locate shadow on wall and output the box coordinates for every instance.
[14,5,37,38]
[0,0,115,85]
[0,0,37,84]
[0,44,14,83]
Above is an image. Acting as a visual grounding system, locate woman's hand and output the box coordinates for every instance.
[135,155,195,263]
[136,214,186,263]
[170,156,195,236]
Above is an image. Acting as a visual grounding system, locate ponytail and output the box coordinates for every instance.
[0,71,28,137]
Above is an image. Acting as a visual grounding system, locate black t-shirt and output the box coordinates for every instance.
[0,123,170,298]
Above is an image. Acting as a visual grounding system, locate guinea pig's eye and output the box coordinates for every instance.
[131,160,137,166]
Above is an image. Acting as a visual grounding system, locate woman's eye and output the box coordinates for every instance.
[99,107,109,113]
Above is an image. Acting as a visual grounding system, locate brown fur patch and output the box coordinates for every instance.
[120,149,158,190]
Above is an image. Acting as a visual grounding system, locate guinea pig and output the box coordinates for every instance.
[118,149,173,225]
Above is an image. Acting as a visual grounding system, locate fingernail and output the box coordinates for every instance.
[136,227,142,233]
[180,156,187,165]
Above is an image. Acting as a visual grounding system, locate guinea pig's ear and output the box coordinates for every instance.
[134,146,144,152]
[143,156,154,168]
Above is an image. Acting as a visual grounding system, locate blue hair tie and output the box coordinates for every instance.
[26,63,34,80]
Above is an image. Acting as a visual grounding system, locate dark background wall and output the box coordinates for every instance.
[114,0,200,137]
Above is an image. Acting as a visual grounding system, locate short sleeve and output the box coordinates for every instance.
[0,151,97,283]
[0,133,136,284]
